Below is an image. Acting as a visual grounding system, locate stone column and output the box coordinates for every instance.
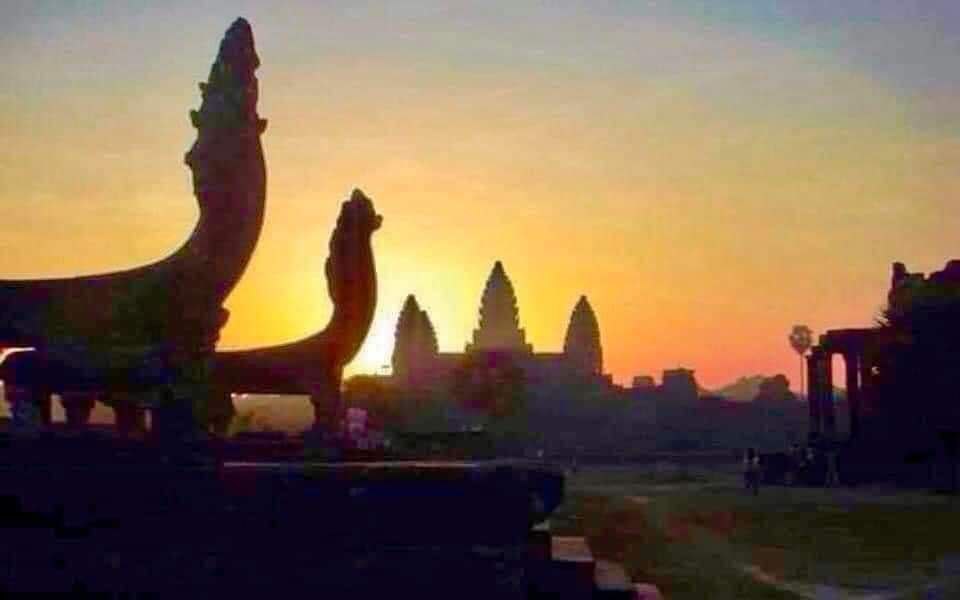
[34,388,53,426]
[60,393,96,428]
[310,374,344,434]
[858,356,874,417]
[114,400,147,437]
[822,353,836,437]
[148,344,217,465]
[807,352,821,435]
[844,353,861,441]
[153,373,207,443]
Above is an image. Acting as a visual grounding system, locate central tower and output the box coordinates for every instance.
[467,261,532,353]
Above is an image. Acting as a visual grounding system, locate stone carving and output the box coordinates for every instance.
[887,260,960,323]
[808,259,960,487]
[0,19,267,438]
[466,261,531,353]
[809,261,960,442]
[208,189,381,433]
[562,295,602,375]
[40,190,380,436]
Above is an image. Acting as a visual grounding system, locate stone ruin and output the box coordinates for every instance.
[804,260,960,489]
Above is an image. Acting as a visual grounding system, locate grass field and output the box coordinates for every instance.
[550,463,960,599]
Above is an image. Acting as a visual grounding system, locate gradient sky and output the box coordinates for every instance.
[1,1,959,389]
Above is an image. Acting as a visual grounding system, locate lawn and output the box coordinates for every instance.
[549,463,960,599]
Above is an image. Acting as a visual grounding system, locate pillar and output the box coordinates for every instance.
[150,346,214,447]
[858,356,874,417]
[34,388,53,426]
[822,353,836,437]
[310,371,345,437]
[807,352,821,435]
[115,402,147,436]
[844,353,861,441]
[60,393,96,428]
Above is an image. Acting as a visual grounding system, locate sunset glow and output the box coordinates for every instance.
[2,1,959,389]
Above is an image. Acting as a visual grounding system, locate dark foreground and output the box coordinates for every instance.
[555,464,960,599]
[0,431,651,597]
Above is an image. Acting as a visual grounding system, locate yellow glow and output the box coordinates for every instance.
[1,10,957,390]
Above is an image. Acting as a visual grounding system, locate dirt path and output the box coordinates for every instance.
[739,564,956,600]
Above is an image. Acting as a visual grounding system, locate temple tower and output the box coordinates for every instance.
[467,261,532,353]
[416,308,439,361]
[392,295,421,379]
[392,295,438,380]
[563,295,603,375]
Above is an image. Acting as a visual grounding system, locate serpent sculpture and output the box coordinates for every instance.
[5,190,380,436]
[1,21,382,438]
[0,18,267,435]
[208,188,381,433]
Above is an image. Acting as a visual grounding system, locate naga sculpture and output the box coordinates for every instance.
[0,18,267,435]
[5,190,380,435]
[208,189,381,433]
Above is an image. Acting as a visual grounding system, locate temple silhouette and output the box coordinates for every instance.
[391,260,610,394]
[802,260,960,489]
[6,12,956,596]
[340,259,812,458]
[0,19,655,597]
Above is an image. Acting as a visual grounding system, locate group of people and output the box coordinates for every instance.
[788,441,840,487]
[742,441,840,495]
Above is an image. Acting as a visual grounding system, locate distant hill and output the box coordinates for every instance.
[710,375,845,403]
[712,375,768,403]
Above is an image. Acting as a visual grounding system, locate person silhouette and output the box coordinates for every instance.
[743,448,761,495]
[788,443,802,486]
[824,441,839,488]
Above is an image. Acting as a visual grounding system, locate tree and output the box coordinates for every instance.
[788,325,813,398]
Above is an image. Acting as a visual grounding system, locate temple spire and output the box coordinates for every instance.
[417,309,439,357]
[392,295,420,378]
[392,295,438,380]
[563,295,602,375]
[467,261,531,353]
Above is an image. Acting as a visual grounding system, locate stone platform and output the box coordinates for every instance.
[0,431,649,597]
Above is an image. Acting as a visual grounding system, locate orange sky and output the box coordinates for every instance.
[1,2,959,389]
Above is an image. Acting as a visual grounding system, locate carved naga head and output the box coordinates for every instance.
[325,189,382,307]
[184,18,267,209]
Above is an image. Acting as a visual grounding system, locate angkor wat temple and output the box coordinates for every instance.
[362,260,812,457]
[0,20,611,597]
[390,260,612,410]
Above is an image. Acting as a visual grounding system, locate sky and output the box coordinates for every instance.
[1,1,958,389]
